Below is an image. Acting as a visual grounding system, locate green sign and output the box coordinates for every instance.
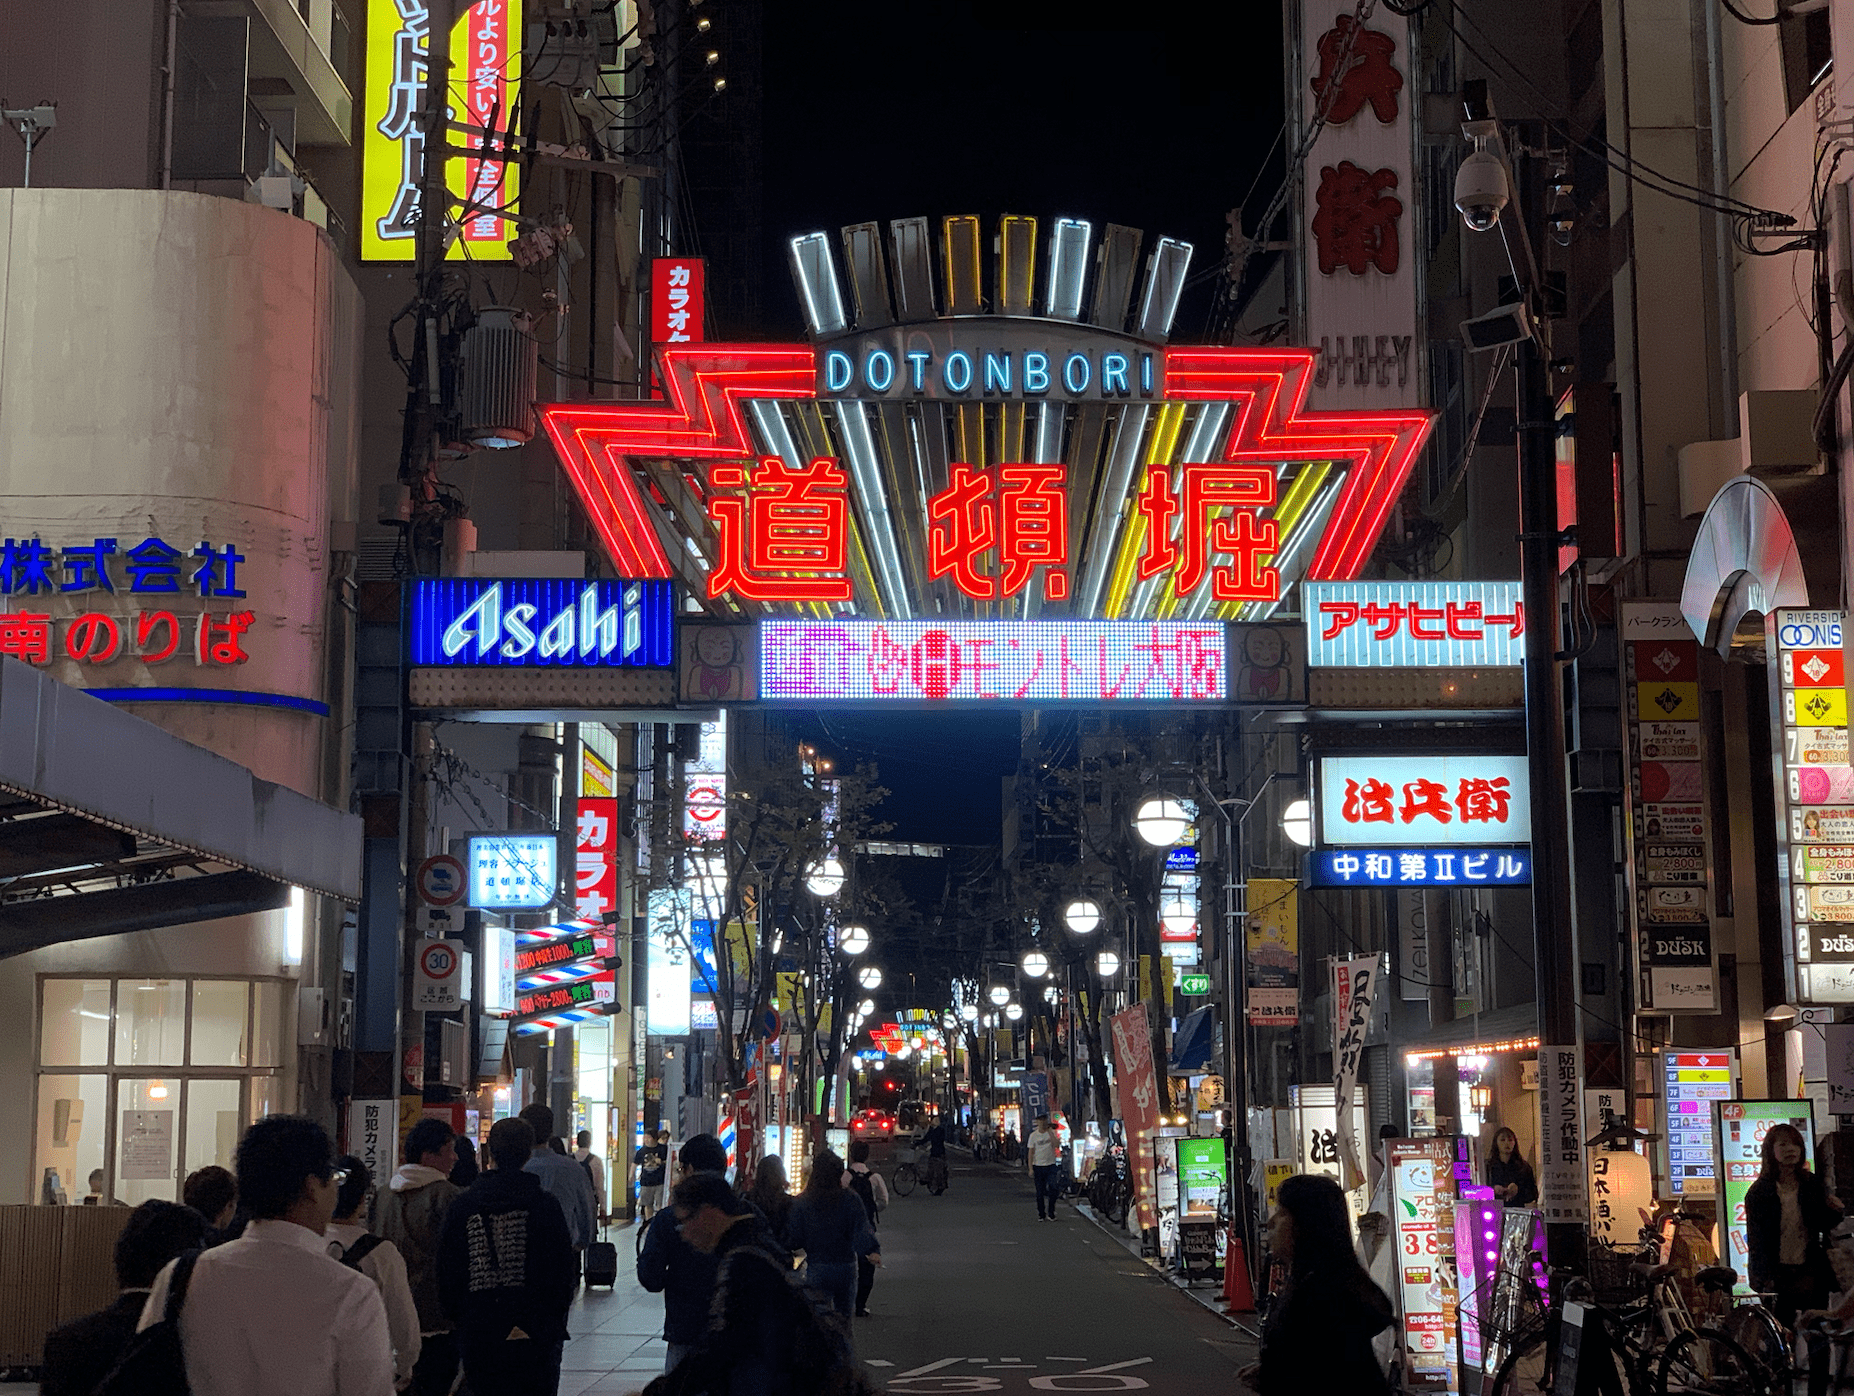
[1180,972,1212,995]
[1176,1138,1226,1217]
[1715,1100,1816,1294]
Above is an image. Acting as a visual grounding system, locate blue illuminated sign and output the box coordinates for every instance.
[409,579,673,668]
[1306,846,1531,888]
[1304,581,1525,668]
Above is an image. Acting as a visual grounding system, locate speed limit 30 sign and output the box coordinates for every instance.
[416,938,464,1012]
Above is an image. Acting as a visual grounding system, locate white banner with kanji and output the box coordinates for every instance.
[1331,953,1383,1193]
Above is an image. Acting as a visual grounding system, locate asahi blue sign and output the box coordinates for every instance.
[410,579,674,668]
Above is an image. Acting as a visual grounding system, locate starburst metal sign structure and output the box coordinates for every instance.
[538,215,1434,642]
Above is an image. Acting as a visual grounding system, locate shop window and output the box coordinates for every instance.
[35,1073,106,1204]
[251,980,283,1067]
[184,1079,244,1176]
[190,981,250,1066]
[39,980,111,1067]
[116,980,186,1066]
[249,1074,281,1123]
[116,1078,180,1204]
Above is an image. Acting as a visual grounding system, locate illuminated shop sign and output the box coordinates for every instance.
[512,929,608,979]
[514,971,616,1019]
[1715,1100,1816,1296]
[467,834,557,910]
[575,797,618,920]
[538,337,1433,612]
[1661,1049,1735,1197]
[1317,755,1530,846]
[1304,581,1524,667]
[652,258,706,345]
[361,0,518,261]
[760,620,1227,703]
[1307,846,1530,887]
[409,579,674,668]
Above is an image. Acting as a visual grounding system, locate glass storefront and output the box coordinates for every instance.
[34,976,287,1204]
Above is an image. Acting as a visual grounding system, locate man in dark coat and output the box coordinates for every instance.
[637,1133,731,1372]
[40,1200,206,1396]
[437,1117,577,1396]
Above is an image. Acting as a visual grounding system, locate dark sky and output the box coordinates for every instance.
[702,2,1286,842]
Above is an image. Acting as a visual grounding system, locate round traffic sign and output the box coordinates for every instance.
[419,940,462,981]
[416,854,466,907]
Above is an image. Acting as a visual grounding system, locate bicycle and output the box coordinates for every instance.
[1086,1146,1132,1227]
[924,1153,948,1195]
[892,1143,919,1196]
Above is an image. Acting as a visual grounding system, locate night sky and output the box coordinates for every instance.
[706,0,1287,843]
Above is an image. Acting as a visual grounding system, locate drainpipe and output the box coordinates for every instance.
[1703,0,1740,437]
[160,0,179,188]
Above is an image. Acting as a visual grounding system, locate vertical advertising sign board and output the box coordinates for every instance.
[1714,1100,1817,1295]
[1771,610,1854,1002]
[1109,1004,1163,1230]
[1332,953,1383,1191]
[1538,1045,1589,1222]
[575,797,619,922]
[1247,878,1300,1025]
[1621,602,1720,1011]
[1297,0,1419,412]
[651,258,707,345]
[1659,1049,1736,1196]
[1387,1138,1461,1391]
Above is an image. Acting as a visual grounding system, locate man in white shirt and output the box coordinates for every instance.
[142,1115,395,1396]
[573,1129,607,1223]
[1028,1115,1063,1220]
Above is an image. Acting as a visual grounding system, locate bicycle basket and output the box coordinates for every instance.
[1586,1242,1649,1305]
[895,1146,918,1164]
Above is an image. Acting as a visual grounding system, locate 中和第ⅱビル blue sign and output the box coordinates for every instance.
[409,579,673,668]
[1306,846,1531,888]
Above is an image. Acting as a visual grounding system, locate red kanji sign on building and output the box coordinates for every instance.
[707,457,853,602]
[651,258,706,346]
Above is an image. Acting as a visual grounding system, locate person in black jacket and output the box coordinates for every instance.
[1486,1128,1539,1208]
[639,1133,733,1373]
[784,1151,879,1319]
[437,1117,577,1396]
[656,1172,795,1396]
[1242,1173,1394,1396]
[1745,1121,1843,1330]
[40,1199,206,1396]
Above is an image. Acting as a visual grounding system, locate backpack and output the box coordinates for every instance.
[578,1153,598,1193]
[94,1249,201,1396]
[339,1233,386,1270]
[847,1168,879,1229]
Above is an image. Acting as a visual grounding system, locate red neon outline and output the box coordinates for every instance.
[538,344,1431,589]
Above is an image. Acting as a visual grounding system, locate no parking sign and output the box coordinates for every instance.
[416,938,464,1012]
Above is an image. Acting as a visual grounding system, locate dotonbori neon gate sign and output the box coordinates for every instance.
[538,215,1434,624]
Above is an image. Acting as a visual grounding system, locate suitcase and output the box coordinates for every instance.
[584,1231,619,1288]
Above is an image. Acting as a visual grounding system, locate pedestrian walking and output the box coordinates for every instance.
[784,1150,880,1320]
[449,1136,479,1188]
[920,1120,949,1191]
[573,1129,607,1222]
[1485,1128,1538,1208]
[519,1104,597,1282]
[136,1114,396,1396]
[1028,1116,1062,1219]
[1746,1122,1843,1328]
[41,1200,206,1396]
[638,1134,733,1372]
[327,1154,422,1391]
[743,1155,794,1238]
[1241,1174,1394,1396]
[636,1128,670,1222]
[843,1142,888,1317]
[373,1116,463,1396]
[183,1164,238,1237]
[437,1117,576,1396]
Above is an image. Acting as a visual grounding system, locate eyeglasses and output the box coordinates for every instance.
[326,1168,351,1187]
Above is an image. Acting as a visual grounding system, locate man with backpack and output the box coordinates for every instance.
[519,1104,596,1284]
[373,1117,462,1396]
[843,1142,888,1318]
[327,1154,421,1389]
[572,1129,607,1223]
[131,1115,395,1395]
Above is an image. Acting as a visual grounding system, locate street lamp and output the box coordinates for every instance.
[988,984,1010,1006]
[1095,951,1121,977]
[1063,898,1103,935]
[960,1003,979,1022]
[1280,797,1314,848]
[806,858,845,897]
[1132,797,1191,847]
[1159,899,1196,937]
[1044,985,1059,1004]
[839,924,870,955]
[858,965,883,991]
[1004,1002,1023,1021]
[1022,950,1050,978]
[858,997,875,1016]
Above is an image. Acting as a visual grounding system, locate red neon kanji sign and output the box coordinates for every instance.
[707,457,853,602]
[537,345,1432,603]
[1134,462,1280,602]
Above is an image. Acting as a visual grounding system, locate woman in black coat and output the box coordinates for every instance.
[1242,1173,1394,1396]
[1744,1122,1842,1329]
[1486,1127,1539,1208]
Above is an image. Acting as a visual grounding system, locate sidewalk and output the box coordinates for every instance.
[1068,1194,1263,1342]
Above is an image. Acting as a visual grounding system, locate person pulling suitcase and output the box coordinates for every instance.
[585,1220,619,1289]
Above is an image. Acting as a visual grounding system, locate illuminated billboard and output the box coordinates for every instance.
[408,580,674,668]
[362,0,519,262]
[760,620,1227,703]
[1307,846,1530,887]
[1304,581,1525,667]
[1317,755,1530,847]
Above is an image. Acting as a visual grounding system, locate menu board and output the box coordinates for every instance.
[1177,1138,1226,1218]
[1621,603,1719,1011]
[1661,1049,1736,1196]
[1714,1100,1816,1294]
[1772,610,1854,1002]
[1387,1138,1461,1392]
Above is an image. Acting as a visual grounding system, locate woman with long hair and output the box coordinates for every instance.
[1744,1122,1842,1330]
[742,1154,793,1237]
[783,1150,880,1319]
[1240,1173,1394,1395]
[1486,1127,1538,1208]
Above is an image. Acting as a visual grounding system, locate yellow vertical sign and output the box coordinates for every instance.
[362,0,519,261]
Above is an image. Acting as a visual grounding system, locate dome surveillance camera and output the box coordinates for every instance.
[1455,147,1509,233]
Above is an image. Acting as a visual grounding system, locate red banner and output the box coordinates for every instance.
[576,797,618,921]
[1109,1003,1162,1230]
[651,257,706,345]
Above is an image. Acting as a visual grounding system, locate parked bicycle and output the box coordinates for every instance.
[1086,1144,1132,1227]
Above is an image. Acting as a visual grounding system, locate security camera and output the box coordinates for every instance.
[1455,147,1510,233]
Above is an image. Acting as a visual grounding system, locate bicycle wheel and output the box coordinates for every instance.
[1102,1181,1129,1227]
[1720,1306,1788,1388]
[1486,1324,1554,1396]
[1656,1328,1767,1396]
[891,1163,917,1196]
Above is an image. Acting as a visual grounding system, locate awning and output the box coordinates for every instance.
[1170,1004,1216,1072]
[0,657,363,957]
[1681,473,1841,658]
[1398,1002,1540,1061]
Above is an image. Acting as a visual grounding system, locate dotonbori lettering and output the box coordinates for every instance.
[819,346,1159,401]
